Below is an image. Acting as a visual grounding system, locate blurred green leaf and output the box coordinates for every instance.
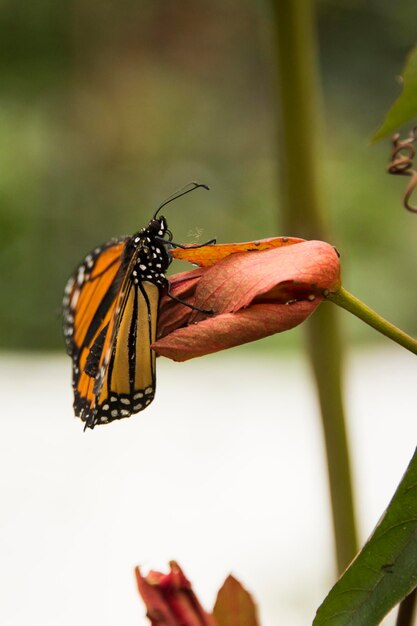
[213,575,259,626]
[3,2,417,349]
[314,447,417,626]
[373,44,417,141]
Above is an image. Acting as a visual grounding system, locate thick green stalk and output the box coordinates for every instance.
[270,0,358,573]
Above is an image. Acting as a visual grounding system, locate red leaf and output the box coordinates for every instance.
[135,562,217,626]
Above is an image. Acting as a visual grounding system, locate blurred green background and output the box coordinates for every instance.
[1,0,417,350]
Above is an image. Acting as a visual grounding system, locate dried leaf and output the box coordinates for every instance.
[171,236,304,267]
[213,575,259,626]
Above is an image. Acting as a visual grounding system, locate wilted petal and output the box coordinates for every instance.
[155,300,319,361]
[154,239,340,361]
[135,562,217,626]
[191,240,340,315]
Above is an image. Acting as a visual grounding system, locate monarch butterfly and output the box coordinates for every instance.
[63,183,214,430]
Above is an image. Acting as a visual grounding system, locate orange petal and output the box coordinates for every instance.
[171,236,305,267]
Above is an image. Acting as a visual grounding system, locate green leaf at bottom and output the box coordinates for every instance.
[314,447,417,626]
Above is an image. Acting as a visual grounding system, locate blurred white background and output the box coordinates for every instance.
[0,345,416,626]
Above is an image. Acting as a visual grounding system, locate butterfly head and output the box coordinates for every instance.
[146,215,169,239]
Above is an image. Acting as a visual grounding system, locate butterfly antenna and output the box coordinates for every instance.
[153,182,209,219]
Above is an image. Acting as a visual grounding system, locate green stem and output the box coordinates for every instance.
[271,0,358,574]
[327,287,417,355]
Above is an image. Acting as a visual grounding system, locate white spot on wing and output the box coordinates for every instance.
[70,289,80,309]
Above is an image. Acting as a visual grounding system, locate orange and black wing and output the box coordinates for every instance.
[63,239,160,429]
[63,238,128,425]
[93,278,160,427]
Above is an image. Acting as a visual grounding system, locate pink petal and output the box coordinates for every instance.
[154,300,319,361]
[155,239,340,360]
[191,240,340,315]
[158,269,204,336]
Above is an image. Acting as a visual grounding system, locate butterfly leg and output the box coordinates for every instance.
[164,279,213,315]
[155,236,217,249]
[82,411,94,431]
[170,238,217,249]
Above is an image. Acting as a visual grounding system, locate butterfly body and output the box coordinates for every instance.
[129,216,172,288]
[63,215,172,430]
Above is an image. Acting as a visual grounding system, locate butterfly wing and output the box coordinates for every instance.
[94,280,160,426]
[63,238,161,429]
[63,238,128,425]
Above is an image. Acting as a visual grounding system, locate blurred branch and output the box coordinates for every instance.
[387,128,417,213]
[396,588,417,626]
[270,0,358,573]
